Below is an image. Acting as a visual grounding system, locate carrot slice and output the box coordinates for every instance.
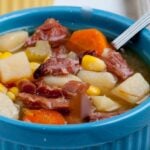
[66,29,109,55]
[22,109,66,125]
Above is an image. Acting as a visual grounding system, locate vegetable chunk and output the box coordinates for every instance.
[91,96,120,112]
[77,70,118,94]
[111,73,150,104]
[26,40,52,62]
[82,55,106,72]
[0,31,28,52]
[0,52,32,83]
[44,74,81,87]
[0,93,19,119]
[66,29,109,55]
[22,109,66,125]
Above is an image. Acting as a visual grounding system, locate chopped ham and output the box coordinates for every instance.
[25,18,69,48]
[18,93,69,110]
[101,48,134,80]
[62,80,89,98]
[34,57,80,79]
[36,81,63,98]
[18,79,36,94]
[52,45,68,58]
[18,79,64,99]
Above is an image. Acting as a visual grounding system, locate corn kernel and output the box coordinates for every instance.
[7,91,16,100]
[0,52,12,59]
[87,85,101,96]
[82,55,106,72]
[30,62,40,73]
[9,87,19,96]
[0,83,7,93]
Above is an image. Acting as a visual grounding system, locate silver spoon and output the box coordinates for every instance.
[112,12,150,50]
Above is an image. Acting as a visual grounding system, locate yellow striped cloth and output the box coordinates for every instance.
[0,0,54,14]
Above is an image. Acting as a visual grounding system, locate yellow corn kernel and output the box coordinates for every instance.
[7,91,16,100]
[0,52,12,59]
[30,62,40,73]
[0,83,7,93]
[82,55,106,72]
[87,85,101,96]
[9,87,19,96]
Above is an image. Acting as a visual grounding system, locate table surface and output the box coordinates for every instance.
[54,0,146,20]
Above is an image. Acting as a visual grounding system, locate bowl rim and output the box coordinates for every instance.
[0,6,149,132]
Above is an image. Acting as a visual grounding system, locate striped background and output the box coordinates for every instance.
[0,0,54,14]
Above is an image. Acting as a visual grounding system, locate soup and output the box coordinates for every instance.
[0,18,149,124]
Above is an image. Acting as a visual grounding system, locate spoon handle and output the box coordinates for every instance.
[112,12,150,50]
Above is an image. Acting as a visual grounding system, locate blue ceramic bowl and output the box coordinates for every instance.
[0,6,149,150]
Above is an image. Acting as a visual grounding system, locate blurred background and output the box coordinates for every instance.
[0,0,149,20]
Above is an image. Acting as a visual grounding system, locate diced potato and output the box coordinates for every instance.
[0,93,19,119]
[44,74,81,87]
[91,96,120,112]
[26,40,52,62]
[111,73,150,104]
[0,31,28,52]
[82,55,106,72]
[136,94,150,104]
[77,70,118,94]
[0,52,32,83]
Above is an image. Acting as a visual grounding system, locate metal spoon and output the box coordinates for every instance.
[112,12,150,50]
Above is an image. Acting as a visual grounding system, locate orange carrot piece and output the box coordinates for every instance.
[22,109,66,125]
[66,29,109,55]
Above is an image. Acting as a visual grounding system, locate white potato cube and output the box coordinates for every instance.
[77,70,118,94]
[91,96,120,112]
[44,74,81,87]
[0,93,19,119]
[0,52,32,83]
[111,73,150,104]
[0,31,28,52]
